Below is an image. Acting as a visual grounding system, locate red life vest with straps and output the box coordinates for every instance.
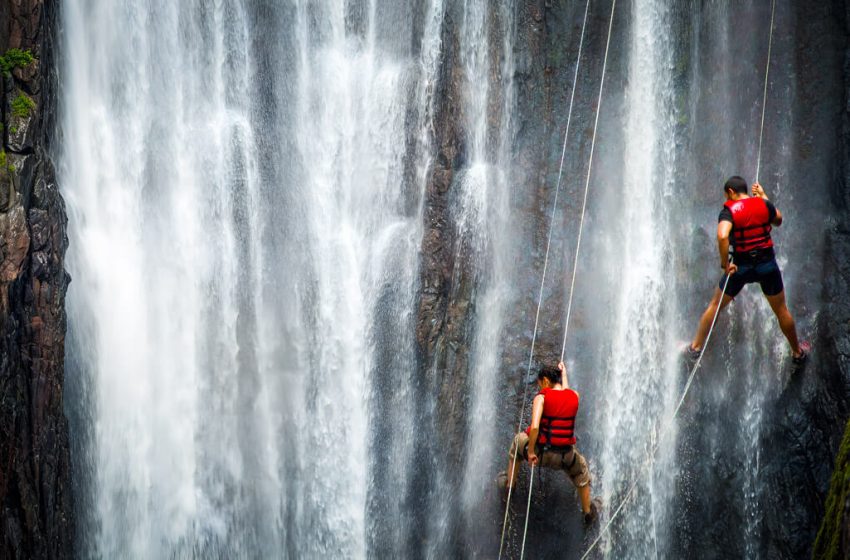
[526,387,579,447]
[723,197,774,253]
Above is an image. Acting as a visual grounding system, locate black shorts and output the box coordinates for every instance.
[720,258,784,298]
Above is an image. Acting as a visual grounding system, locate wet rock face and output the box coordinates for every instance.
[411,2,600,555]
[414,1,850,558]
[678,1,850,556]
[0,0,72,558]
[811,2,850,556]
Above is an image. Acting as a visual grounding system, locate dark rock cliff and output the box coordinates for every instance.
[811,2,850,558]
[687,2,850,558]
[0,0,72,558]
[412,2,620,556]
[813,419,850,560]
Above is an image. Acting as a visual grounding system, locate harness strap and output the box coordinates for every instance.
[733,226,770,238]
[563,450,578,470]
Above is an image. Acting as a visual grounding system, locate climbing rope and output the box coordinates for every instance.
[518,0,620,558]
[519,464,535,560]
[579,272,732,560]
[559,0,618,362]
[497,0,593,557]
[755,0,776,184]
[578,1,777,556]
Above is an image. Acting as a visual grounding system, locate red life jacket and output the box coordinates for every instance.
[526,387,579,447]
[723,197,774,253]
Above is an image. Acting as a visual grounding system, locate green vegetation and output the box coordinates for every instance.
[813,418,850,560]
[0,150,13,174]
[11,92,35,119]
[0,48,34,76]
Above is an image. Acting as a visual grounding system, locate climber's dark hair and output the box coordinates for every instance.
[724,176,748,195]
[537,366,561,385]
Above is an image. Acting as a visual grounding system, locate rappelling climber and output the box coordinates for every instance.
[498,361,598,526]
[685,176,808,365]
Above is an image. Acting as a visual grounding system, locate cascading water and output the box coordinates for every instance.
[583,2,824,558]
[58,1,831,558]
[62,1,450,557]
[595,2,679,556]
[454,0,516,538]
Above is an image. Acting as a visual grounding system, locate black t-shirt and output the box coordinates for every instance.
[718,198,777,224]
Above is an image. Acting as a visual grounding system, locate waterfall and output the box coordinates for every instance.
[62,1,449,557]
[595,2,678,556]
[59,1,830,558]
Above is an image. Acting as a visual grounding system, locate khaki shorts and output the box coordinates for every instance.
[509,432,591,488]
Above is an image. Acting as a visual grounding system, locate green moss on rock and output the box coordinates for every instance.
[0,150,12,174]
[11,91,35,118]
[813,418,850,560]
[0,48,34,76]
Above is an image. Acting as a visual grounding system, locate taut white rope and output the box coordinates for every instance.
[519,464,535,560]
[519,0,619,557]
[498,0,593,556]
[754,0,776,184]
[560,0,617,361]
[579,271,733,560]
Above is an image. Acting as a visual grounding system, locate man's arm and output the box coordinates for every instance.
[717,220,736,274]
[753,182,783,226]
[558,361,569,388]
[526,394,545,465]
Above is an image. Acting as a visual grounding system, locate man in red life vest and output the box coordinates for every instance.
[502,362,597,525]
[685,176,807,364]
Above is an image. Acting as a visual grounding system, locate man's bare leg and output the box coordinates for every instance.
[578,484,591,514]
[690,287,735,350]
[764,290,802,356]
[506,456,520,489]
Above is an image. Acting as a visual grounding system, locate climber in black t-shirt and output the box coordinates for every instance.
[685,176,808,365]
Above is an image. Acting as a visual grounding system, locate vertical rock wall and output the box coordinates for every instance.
[413,2,850,558]
[0,0,72,558]
[812,2,850,558]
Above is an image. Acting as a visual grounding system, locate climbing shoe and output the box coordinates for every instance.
[682,344,701,365]
[496,471,509,491]
[583,500,599,528]
[792,341,811,366]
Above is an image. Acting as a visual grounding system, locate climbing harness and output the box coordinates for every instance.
[578,1,777,557]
